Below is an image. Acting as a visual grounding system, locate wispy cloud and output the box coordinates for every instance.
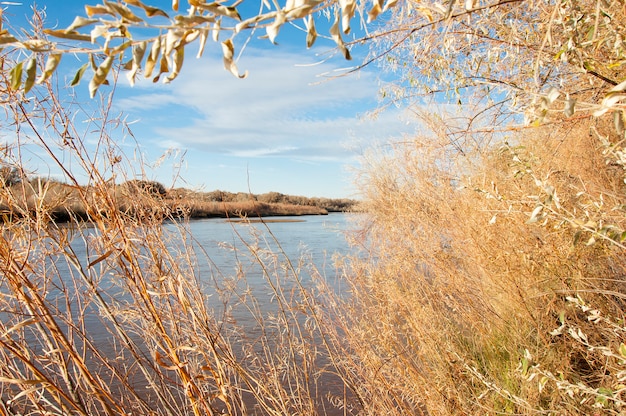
[115,46,413,162]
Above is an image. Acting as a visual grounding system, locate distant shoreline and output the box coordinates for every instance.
[0,179,360,224]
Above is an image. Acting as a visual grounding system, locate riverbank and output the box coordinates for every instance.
[0,179,358,223]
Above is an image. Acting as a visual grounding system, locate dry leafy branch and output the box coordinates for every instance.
[0,0,399,97]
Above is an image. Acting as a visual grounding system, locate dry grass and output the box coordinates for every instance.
[2,9,626,416]
[326,116,626,414]
[3,69,625,416]
[0,51,347,415]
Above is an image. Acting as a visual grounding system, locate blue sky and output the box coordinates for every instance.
[3,0,416,198]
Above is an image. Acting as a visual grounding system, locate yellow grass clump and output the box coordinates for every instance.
[327,117,626,414]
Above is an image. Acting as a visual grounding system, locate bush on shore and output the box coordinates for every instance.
[329,116,626,414]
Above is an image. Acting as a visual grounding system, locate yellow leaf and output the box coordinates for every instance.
[212,20,221,42]
[221,39,247,78]
[367,0,384,23]
[36,53,62,84]
[65,16,98,32]
[165,46,185,83]
[339,0,356,34]
[382,0,398,12]
[152,54,169,83]
[330,10,351,60]
[174,14,215,26]
[90,25,109,43]
[197,29,208,58]
[127,41,147,86]
[44,29,91,42]
[144,36,162,78]
[24,57,37,93]
[285,0,320,19]
[305,15,317,48]
[85,4,114,17]
[89,55,114,98]
[108,40,133,56]
[10,61,23,90]
[197,2,241,20]
[105,0,143,23]
[125,0,170,18]
[266,11,285,44]
[0,32,17,45]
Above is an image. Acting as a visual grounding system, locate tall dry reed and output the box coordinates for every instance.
[327,115,626,414]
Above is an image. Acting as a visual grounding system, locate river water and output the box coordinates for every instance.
[177,212,354,274]
[60,213,360,413]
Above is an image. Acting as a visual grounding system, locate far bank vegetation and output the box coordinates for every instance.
[0,175,357,223]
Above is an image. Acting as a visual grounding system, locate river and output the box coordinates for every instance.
[45,212,359,414]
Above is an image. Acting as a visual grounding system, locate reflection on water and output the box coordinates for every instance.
[8,213,359,413]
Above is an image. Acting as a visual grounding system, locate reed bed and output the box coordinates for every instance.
[328,116,626,414]
[2,10,626,415]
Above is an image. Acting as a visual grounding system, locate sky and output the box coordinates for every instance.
[2,0,417,199]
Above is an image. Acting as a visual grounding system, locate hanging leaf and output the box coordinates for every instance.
[594,79,626,116]
[91,25,110,43]
[285,0,320,19]
[266,11,286,44]
[152,54,169,83]
[367,0,384,23]
[21,39,52,52]
[183,30,201,45]
[85,4,115,17]
[174,14,216,26]
[108,40,133,56]
[546,87,560,104]
[43,29,92,42]
[24,57,37,93]
[235,13,270,33]
[125,0,170,18]
[619,343,626,358]
[36,53,62,84]
[197,29,208,58]
[526,205,543,224]
[330,10,351,60]
[89,53,98,71]
[212,20,221,42]
[164,28,184,57]
[71,62,90,87]
[10,61,23,90]
[173,0,179,11]
[165,46,184,83]
[104,1,144,23]
[127,41,147,86]
[594,93,626,117]
[66,16,98,32]
[221,39,247,78]
[89,55,114,98]
[144,36,161,77]
[339,0,356,34]
[196,2,241,20]
[305,15,317,48]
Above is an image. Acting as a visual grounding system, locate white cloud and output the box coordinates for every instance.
[115,46,414,161]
